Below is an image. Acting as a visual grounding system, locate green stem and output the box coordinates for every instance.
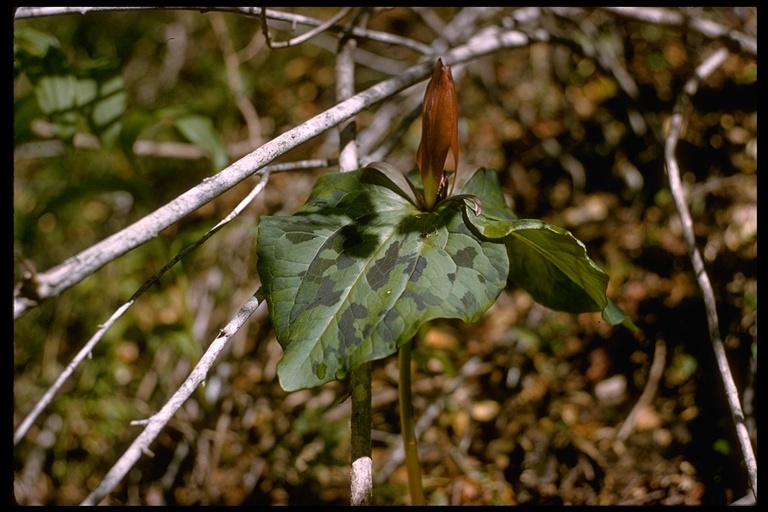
[350,362,373,505]
[399,338,425,505]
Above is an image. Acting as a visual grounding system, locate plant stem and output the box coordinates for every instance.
[399,339,426,505]
[350,362,373,505]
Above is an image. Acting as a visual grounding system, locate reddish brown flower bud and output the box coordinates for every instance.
[417,58,459,210]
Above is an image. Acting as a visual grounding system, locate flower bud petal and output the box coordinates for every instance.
[417,58,459,210]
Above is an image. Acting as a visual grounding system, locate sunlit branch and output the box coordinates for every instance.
[261,7,352,49]
[15,7,434,55]
[14,173,270,446]
[663,46,757,502]
[81,291,264,505]
[603,7,756,56]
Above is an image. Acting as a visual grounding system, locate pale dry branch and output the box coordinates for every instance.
[312,30,412,76]
[261,6,352,49]
[545,7,640,100]
[442,7,505,45]
[242,6,435,55]
[336,9,365,174]
[359,102,422,166]
[663,46,757,501]
[15,136,211,161]
[81,291,264,505]
[615,339,666,442]
[14,302,133,447]
[15,6,434,55]
[15,6,168,18]
[209,11,263,148]
[603,7,756,56]
[14,172,270,446]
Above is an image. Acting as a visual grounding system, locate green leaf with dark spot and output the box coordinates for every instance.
[455,167,517,222]
[258,166,630,390]
[363,161,421,207]
[257,167,508,391]
[504,222,608,314]
[459,168,624,323]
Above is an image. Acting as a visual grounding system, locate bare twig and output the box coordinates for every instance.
[14,134,211,161]
[14,172,270,446]
[316,33,411,76]
[15,6,171,18]
[545,7,640,100]
[80,290,264,505]
[15,155,327,450]
[602,7,756,56]
[15,135,295,163]
[442,7,505,45]
[262,7,352,48]
[15,300,132,446]
[256,6,433,55]
[664,46,757,501]
[336,10,364,174]
[615,339,666,442]
[359,102,422,166]
[15,6,434,55]
[14,157,332,445]
[209,11,263,148]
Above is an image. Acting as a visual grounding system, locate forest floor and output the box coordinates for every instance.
[95,156,755,505]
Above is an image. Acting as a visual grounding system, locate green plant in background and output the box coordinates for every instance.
[256,59,633,503]
[14,27,228,171]
[14,27,126,147]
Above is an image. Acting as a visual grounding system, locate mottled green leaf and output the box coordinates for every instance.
[258,166,630,390]
[459,168,618,320]
[504,222,608,313]
[257,168,508,391]
[455,167,516,222]
[363,161,421,207]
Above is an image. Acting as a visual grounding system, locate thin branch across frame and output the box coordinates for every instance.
[603,7,756,56]
[15,6,434,55]
[261,6,352,48]
[81,290,264,505]
[13,160,335,447]
[663,46,757,502]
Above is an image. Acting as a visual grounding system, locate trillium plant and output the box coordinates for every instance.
[256,59,631,502]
